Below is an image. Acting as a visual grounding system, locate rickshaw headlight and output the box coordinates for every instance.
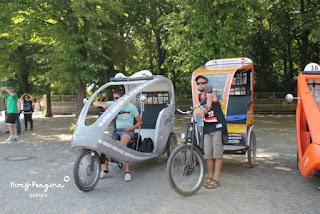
[189,127,193,132]
[140,95,147,103]
[181,133,186,139]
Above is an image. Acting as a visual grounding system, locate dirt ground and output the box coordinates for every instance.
[0,113,319,213]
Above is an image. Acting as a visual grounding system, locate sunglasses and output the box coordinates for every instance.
[196,82,207,85]
[113,97,120,100]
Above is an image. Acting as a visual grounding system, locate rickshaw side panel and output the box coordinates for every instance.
[296,70,320,177]
[96,135,158,164]
[298,103,310,156]
[154,105,175,155]
[298,143,320,178]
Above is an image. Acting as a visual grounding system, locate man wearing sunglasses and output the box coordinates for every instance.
[196,75,226,189]
[93,89,143,182]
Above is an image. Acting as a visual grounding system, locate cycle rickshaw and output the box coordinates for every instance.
[286,62,320,179]
[167,58,257,196]
[72,71,177,192]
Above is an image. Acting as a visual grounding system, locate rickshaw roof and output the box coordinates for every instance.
[199,58,253,71]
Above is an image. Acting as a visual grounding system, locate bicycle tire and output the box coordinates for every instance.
[167,144,205,196]
[248,131,256,168]
[73,150,101,192]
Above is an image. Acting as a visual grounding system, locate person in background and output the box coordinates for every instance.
[0,86,19,141]
[15,98,21,135]
[21,93,34,130]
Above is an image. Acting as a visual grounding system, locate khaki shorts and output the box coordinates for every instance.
[204,130,224,159]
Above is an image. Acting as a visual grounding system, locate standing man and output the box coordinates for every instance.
[93,89,143,182]
[195,75,226,189]
[0,86,19,141]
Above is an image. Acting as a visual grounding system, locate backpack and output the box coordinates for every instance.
[127,133,142,150]
[138,138,154,153]
[23,102,32,112]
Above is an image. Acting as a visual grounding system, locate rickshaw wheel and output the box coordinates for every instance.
[248,131,256,168]
[73,150,101,192]
[167,144,205,196]
[166,132,177,157]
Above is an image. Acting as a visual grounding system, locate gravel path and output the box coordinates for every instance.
[0,114,319,214]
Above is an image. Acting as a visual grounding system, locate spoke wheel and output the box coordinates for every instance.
[167,144,205,196]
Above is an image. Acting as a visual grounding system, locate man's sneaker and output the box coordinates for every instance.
[124,172,132,182]
[100,171,109,179]
[6,135,15,141]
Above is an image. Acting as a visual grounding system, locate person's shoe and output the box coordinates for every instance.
[124,172,131,182]
[24,128,27,130]
[100,171,109,179]
[30,128,33,130]
[6,135,15,141]
[5,131,9,134]
[14,135,19,141]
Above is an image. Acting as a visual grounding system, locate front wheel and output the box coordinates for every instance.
[248,131,257,168]
[167,144,205,196]
[73,150,101,192]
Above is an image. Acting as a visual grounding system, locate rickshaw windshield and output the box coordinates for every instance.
[308,79,320,110]
[205,73,229,100]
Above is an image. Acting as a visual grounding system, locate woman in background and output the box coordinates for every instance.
[21,93,34,130]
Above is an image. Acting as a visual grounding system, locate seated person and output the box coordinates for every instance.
[93,89,142,182]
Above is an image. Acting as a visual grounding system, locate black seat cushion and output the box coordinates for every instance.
[141,104,167,129]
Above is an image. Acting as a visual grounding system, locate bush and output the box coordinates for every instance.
[69,121,76,133]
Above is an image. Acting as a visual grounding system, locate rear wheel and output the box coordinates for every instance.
[73,150,101,192]
[167,144,205,196]
[166,132,178,157]
[248,131,256,168]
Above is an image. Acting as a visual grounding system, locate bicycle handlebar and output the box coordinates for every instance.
[175,105,204,115]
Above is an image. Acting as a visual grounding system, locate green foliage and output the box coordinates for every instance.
[1,0,320,111]
[69,121,76,133]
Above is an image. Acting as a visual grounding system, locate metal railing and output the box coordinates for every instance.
[45,93,298,114]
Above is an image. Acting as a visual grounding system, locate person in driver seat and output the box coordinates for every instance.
[93,89,142,182]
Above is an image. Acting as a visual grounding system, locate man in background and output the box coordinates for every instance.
[0,86,19,141]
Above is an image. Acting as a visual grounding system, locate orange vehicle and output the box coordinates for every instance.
[192,57,256,167]
[286,62,320,178]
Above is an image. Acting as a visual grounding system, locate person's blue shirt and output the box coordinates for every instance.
[106,101,139,129]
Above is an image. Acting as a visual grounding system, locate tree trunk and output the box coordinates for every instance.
[154,28,166,75]
[299,0,310,71]
[17,45,31,93]
[45,88,53,117]
[75,82,86,119]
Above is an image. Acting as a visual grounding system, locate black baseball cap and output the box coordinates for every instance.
[195,75,208,82]
[7,86,14,90]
